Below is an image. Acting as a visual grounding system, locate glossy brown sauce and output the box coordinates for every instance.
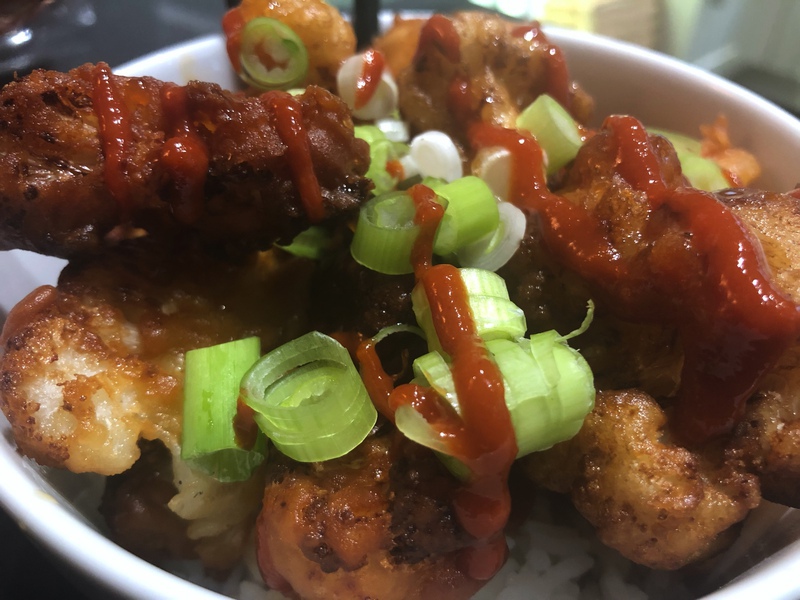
[92,62,133,217]
[354,49,385,110]
[262,91,326,223]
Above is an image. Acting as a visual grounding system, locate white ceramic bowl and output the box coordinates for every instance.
[2,29,800,600]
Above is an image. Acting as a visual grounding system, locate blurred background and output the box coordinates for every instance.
[1,0,799,112]
[0,0,798,598]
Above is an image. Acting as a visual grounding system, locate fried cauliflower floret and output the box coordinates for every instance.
[233,0,356,90]
[0,244,312,475]
[385,12,593,147]
[524,390,761,570]
[256,430,484,600]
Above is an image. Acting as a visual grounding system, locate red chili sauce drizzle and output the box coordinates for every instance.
[414,14,461,65]
[159,84,209,224]
[222,7,245,74]
[354,49,385,110]
[357,184,517,580]
[511,21,572,112]
[92,62,134,218]
[262,91,326,223]
[469,115,800,445]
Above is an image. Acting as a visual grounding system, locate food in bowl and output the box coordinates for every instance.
[1,1,800,599]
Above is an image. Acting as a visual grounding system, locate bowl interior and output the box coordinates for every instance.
[2,30,800,600]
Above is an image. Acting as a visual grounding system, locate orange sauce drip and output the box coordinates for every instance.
[356,183,516,579]
[159,84,209,224]
[469,116,800,444]
[511,21,572,111]
[262,91,326,223]
[414,14,461,64]
[92,62,133,217]
[222,7,245,74]
[354,49,385,110]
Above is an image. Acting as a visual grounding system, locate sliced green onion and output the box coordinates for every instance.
[350,190,432,275]
[412,267,527,354]
[456,201,527,272]
[240,331,377,462]
[409,130,464,183]
[516,94,583,174]
[375,117,410,142]
[648,128,729,191]
[181,336,266,482]
[355,126,410,196]
[432,176,500,256]
[238,17,309,90]
[276,225,332,259]
[405,332,594,460]
[488,335,594,454]
[472,147,512,202]
[337,52,399,121]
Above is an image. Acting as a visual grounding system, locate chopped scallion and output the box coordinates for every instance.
[181,337,267,482]
[516,94,583,175]
[432,176,500,256]
[276,225,332,259]
[238,18,309,90]
[240,331,377,462]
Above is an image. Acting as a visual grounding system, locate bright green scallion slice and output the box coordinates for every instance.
[516,93,583,175]
[239,17,309,90]
[181,336,267,482]
[240,331,377,462]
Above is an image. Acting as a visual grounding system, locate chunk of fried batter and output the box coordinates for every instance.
[233,0,356,90]
[719,189,800,507]
[256,430,484,600]
[0,243,312,475]
[0,67,370,258]
[524,390,760,570]
[382,12,593,147]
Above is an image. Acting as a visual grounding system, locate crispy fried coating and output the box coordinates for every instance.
[524,390,760,570]
[256,430,484,600]
[719,189,800,506]
[0,67,370,258]
[386,12,594,147]
[233,0,356,90]
[0,242,313,475]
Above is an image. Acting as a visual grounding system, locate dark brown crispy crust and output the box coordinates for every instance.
[0,65,371,258]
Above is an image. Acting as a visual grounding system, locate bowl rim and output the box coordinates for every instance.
[1,28,799,600]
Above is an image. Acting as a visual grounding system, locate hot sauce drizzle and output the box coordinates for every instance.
[511,21,572,111]
[469,115,800,444]
[159,84,209,224]
[354,49,385,110]
[357,182,516,580]
[222,7,245,74]
[92,62,133,217]
[262,91,326,223]
[414,14,461,65]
